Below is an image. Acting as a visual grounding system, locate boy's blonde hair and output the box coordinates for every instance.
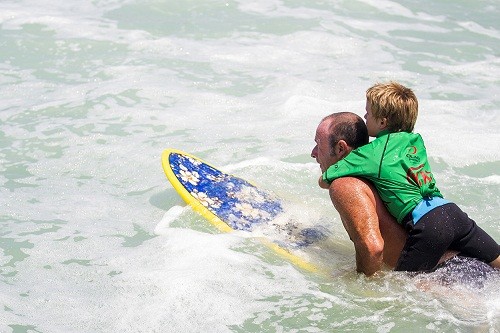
[366,82,418,132]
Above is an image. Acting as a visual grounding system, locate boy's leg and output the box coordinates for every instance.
[447,204,500,268]
[395,213,453,272]
[396,203,500,272]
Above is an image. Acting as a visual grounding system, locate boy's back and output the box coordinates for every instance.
[323,130,442,223]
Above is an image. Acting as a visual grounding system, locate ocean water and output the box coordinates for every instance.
[1,0,499,332]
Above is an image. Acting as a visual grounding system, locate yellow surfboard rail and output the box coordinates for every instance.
[161,148,326,275]
[161,149,233,233]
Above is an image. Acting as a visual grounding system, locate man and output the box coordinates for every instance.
[311,112,455,275]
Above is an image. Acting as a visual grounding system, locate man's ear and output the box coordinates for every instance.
[336,140,351,158]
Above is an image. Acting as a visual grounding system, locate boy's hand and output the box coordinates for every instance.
[318,176,330,189]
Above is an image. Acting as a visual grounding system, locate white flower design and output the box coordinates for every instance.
[207,174,225,182]
[211,197,222,209]
[235,186,266,203]
[178,164,200,185]
[191,189,214,207]
[186,156,201,166]
[234,202,261,219]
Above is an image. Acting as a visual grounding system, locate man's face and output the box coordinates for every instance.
[311,119,341,173]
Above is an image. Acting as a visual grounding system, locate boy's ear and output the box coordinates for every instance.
[379,117,388,130]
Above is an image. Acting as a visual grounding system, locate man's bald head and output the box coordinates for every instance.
[321,112,368,155]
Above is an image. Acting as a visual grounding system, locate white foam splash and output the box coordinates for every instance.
[154,205,186,235]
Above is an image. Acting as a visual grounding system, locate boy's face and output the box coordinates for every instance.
[364,100,385,137]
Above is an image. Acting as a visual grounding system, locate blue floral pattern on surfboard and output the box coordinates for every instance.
[169,151,283,231]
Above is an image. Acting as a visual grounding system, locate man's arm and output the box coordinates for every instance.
[329,177,406,275]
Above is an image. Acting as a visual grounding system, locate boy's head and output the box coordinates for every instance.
[365,82,418,135]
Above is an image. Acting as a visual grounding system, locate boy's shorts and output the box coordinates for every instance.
[396,203,499,272]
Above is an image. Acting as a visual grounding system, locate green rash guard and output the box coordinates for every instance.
[322,130,443,223]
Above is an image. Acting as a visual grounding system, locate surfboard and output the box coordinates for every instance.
[161,148,326,273]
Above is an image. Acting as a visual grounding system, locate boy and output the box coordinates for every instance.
[320,82,499,272]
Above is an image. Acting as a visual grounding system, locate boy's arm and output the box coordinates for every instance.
[318,176,330,189]
[322,144,379,184]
